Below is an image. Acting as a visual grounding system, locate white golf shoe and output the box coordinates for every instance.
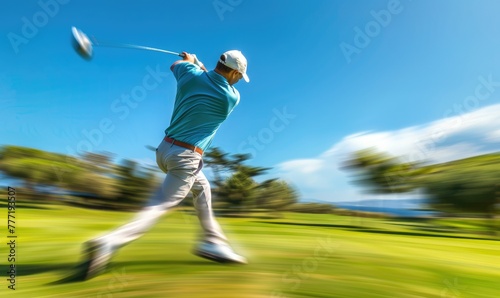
[194,242,247,264]
[79,238,114,280]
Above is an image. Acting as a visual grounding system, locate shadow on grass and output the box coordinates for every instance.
[47,259,220,285]
[2,258,220,286]
[255,221,498,241]
[1,263,90,285]
[2,263,82,285]
[0,203,53,210]
[386,220,459,232]
[0,263,75,277]
[217,214,280,219]
[253,221,375,230]
[385,218,499,236]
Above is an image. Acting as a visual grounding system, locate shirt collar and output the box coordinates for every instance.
[207,70,229,86]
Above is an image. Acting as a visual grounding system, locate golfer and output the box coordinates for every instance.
[80,50,250,279]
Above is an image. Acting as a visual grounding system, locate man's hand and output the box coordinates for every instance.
[181,52,207,71]
[180,51,194,63]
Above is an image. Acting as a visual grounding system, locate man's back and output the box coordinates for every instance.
[166,62,240,151]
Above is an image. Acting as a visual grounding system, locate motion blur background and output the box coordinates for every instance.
[1,1,500,297]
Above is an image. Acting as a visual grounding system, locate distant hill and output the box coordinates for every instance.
[433,152,500,167]
[335,198,426,208]
[302,197,432,217]
[330,151,500,217]
[303,197,426,209]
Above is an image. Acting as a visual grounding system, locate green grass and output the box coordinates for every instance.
[3,205,500,297]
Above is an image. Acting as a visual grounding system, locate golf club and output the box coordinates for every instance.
[71,26,184,60]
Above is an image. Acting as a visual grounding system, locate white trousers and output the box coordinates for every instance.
[101,139,227,249]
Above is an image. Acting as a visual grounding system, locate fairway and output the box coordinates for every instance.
[3,204,500,298]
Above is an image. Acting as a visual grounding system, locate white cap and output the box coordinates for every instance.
[219,50,249,82]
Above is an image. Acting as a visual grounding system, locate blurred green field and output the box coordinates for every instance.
[2,204,500,298]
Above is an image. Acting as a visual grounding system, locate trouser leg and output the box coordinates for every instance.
[102,170,195,249]
[191,170,228,245]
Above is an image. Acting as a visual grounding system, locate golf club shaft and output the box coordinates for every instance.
[93,38,184,57]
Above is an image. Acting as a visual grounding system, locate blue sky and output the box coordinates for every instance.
[2,0,500,202]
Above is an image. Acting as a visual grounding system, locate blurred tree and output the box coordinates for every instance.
[341,148,419,194]
[0,146,156,209]
[0,157,52,190]
[254,180,298,210]
[0,147,82,191]
[69,171,118,199]
[215,164,271,209]
[0,145,49,160]
[204,147,231,188]
[217,170,257,210]
[420,162,500,231]
[113,159,159,207]
[343,149,500,229]
[0,145,299,213]
[81,151,116,175]
[205,148,281,210]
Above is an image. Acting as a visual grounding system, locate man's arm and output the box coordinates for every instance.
[170,52,207,71]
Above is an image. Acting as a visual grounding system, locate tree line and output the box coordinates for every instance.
[2,145,497,222]
[0,145,299,212]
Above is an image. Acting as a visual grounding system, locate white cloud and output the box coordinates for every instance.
[486,129,500,143]
[273,103,500,203]
[280,159,324,174]
[278,159,329,189]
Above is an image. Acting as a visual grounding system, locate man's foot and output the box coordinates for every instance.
[193,241,247,264]
[78,238,114,280]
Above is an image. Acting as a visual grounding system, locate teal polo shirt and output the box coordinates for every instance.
[165,62,240,152]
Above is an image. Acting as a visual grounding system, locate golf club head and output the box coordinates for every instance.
[72,26,93,60]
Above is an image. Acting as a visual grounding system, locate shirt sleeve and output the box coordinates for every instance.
[172,62,203,84]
